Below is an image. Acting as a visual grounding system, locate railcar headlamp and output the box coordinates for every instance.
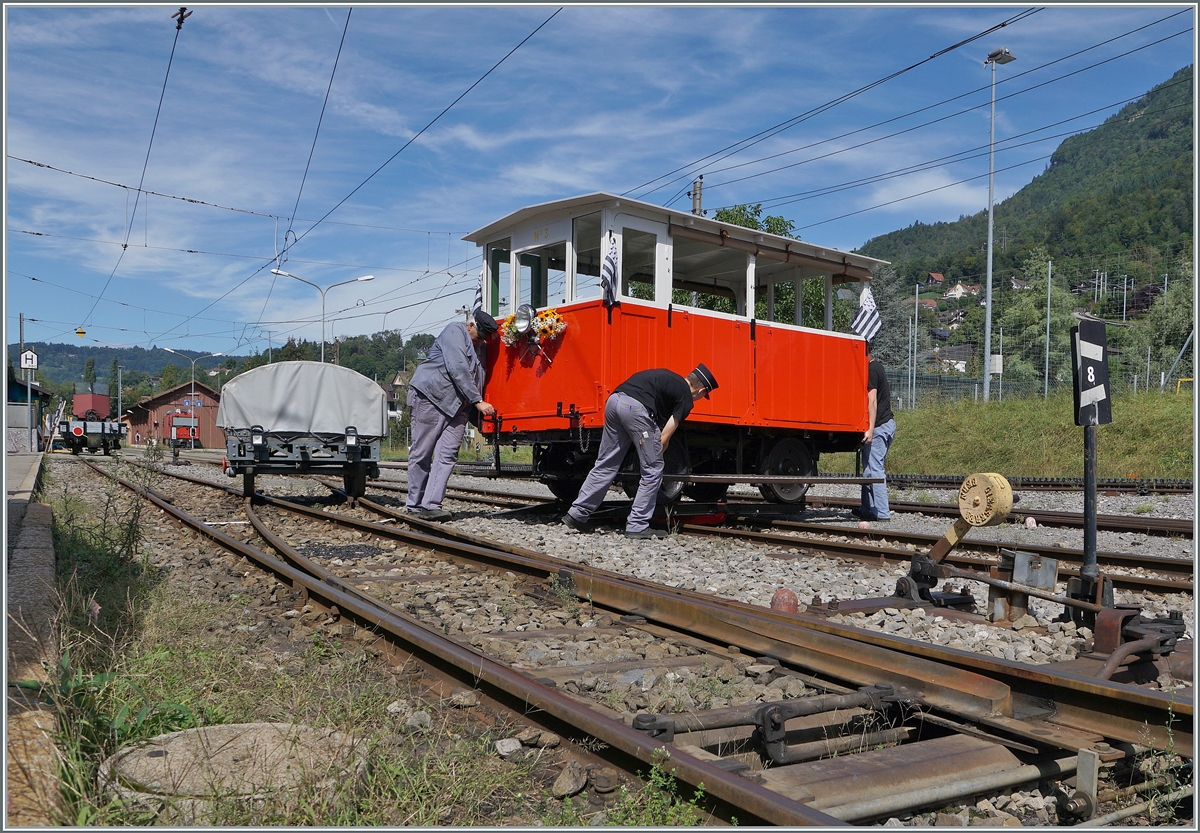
[250,425,265,447]
[345,426,359,446]
[514,304,536,334]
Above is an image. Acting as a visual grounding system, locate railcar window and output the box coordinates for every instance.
[670,236,742,314]
[620,228,656,301]
[486,239,511,317]
[573,212,602,302]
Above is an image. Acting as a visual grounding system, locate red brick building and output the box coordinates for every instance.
[123,381,221,448]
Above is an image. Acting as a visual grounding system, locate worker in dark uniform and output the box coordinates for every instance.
[406,310,498,520]
[563,364,718,538]
[854,340,895,521]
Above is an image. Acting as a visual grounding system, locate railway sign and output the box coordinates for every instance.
[1071,320,1111,426]
[19,349,37,370]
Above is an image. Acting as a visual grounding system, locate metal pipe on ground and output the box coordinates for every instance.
[1075,785,1193,827]
[825,756,1077,822]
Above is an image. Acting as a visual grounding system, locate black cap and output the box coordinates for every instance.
[692,363,718,398]
[472,309,499,337]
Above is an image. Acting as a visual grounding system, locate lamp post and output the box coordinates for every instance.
[117,365,124,445]
[271,269,374,362]
[163,348,222,448]
[982,46,1015,403]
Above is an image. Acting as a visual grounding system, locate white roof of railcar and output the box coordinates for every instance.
[463,191,887,273]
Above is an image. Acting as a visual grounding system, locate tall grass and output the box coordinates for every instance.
[821,390,1193,479]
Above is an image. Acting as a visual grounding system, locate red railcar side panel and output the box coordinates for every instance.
[755,323,869,431]
[482,298,867,435]
[483,303,607,429]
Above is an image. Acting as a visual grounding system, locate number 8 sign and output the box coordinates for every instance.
[1071,320,1112,426]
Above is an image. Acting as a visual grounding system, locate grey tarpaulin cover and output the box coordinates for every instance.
[216,361,388,437]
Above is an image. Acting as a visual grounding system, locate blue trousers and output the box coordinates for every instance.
[406,389,470,511]
[568,392,664,533]
[860,418,895,520]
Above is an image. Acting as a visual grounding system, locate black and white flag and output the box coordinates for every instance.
[471,264,484,317]
[850,285,881,342]
[599,235,618,307]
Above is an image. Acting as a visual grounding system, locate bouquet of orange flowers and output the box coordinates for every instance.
[500,308,567,347]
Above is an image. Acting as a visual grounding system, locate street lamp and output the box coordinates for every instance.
[163,348,222,447]
[982,46,1015,403]
[271,269,374,362]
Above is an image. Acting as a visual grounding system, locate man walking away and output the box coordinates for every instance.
[406,310,498,520]
[563,364,718,539]
[854,340,895,521]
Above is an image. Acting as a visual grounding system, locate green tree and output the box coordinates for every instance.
[277,338,314,362]
[109,355,120,415]
[83,357,96,387]
[158,363,182,391]
[1119,247,1193,390]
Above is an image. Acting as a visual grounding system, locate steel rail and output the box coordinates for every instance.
[280,489,1191,758]
[806,495,1193,538]
[80,459,848,826]
[99,461,1193,757]
[680,520,1194,595]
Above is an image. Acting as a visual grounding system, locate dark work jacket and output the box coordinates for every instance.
[410,322,486,418]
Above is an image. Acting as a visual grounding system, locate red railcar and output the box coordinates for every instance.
[465,193,885,507]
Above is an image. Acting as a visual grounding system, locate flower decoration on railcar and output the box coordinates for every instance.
[500,306,567,348]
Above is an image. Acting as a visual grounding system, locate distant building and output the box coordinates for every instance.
[1011,277,1030,290]
[381,370,411,419]
[6,366,54,452]
[929,345,975,373]
[927,272,945,286]
[943,282,981,300]
[124,381,220,448]
[918,299,939,312]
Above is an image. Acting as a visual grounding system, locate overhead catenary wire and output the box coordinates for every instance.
[79,9,189,331]
[624,7,1045,203]
[672,10,1191,199]
[148,8,561,353]
[699,26,1192,202]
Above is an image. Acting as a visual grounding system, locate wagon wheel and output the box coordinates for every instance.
[70,445,80,455]
[621,442,685,505]
[758,437,814,506]
[546,478,584,503]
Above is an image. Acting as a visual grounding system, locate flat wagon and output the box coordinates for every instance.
[60,385,123,455]
[217,361,387,498]
[465,192,886,508]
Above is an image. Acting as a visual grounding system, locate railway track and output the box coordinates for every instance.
[328,474,1194,597]
[81,456,1192,825]
[402,462,1193,496]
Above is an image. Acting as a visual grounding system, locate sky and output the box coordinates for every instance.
[5,3,1195,359]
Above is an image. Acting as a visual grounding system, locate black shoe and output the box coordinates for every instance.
[414,508,452,521]
[849,507,865,519]
[562,513,589,532]
[623,528,667,539]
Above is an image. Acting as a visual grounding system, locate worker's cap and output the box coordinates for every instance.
[472,309,499,337]
[690,363,719,398]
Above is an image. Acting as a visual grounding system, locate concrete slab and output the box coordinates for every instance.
[99,723,367,823]
[5,452,59,826]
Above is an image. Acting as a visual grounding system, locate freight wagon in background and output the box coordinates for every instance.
[217,361,387,498]
[60,382,123,455]
[466,192,886,508]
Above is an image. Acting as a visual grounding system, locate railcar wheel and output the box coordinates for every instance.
[622,443,685,504]
[758,438,815,505]
[546,478,584,503]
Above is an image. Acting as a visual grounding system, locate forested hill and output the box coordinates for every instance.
[856,65,1193,285]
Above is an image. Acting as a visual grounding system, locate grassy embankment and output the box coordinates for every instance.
[822,390,1194,480]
